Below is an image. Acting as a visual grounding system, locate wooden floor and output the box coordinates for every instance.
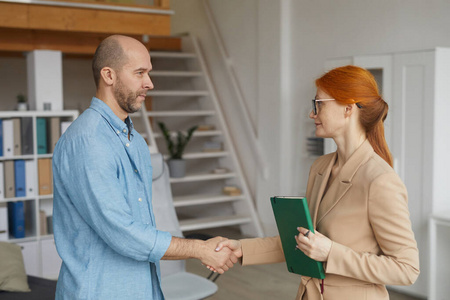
[184,228,425,300]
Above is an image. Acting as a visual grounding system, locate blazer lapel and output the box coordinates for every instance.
[316,140,374,226]
[310,153,336,227]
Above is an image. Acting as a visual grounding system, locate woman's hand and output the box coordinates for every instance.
[295,227,332,262]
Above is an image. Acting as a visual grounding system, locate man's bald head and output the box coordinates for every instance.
[92,35,141,88]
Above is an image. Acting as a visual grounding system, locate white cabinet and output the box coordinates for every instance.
[324,48,450,298]
[0,110,78,278]
[40,238,62,279]
[17,240,40,277]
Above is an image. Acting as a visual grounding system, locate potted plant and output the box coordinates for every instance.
[158,122,197,178]
[17,94,28,111]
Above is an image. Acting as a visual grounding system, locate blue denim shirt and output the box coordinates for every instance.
[53,97,172,299]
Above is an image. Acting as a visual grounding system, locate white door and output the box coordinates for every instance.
[391,50,435,298]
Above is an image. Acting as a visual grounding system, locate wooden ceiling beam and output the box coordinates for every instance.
[0,2,171,36]
[0,28,182,55]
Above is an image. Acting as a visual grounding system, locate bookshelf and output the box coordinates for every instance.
[0,110,78,279]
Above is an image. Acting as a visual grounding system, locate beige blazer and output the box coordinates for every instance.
[240,140,419,300]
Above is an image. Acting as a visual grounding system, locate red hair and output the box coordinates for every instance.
[315,65,393,167]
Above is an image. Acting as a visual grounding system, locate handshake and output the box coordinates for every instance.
[199,237,242,274]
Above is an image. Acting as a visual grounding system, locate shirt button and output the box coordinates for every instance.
[116,130,120,134]
[138,198,142,202]
[126,143,130,147]
[134,169,138,173]
[123,129,127,133]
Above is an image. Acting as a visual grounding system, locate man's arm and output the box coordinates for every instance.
[163,236,238,274]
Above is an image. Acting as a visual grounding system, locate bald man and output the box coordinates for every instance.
[52,35,236,300]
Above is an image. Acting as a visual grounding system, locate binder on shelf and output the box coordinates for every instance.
[7,201,25,239]
[25,160,36,197]
[38,158,52,195]
[0,119,3,156]
[39,210,48,235]
[14,160,26,198]
[61,121,72,135]
[21,117,33,155]
[0,162,4,200]
[4,160,15,198]
[12,118,22,156]
[2,119,14,157]
[47,215,53,234]
[37,118,47,154]
[48,117,61,153]
[0,203,8,241]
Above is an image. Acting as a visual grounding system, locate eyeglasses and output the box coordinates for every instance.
[311,98,363,115]
[311,98,335,115]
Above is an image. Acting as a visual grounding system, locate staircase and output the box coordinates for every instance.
[133,34,264,237]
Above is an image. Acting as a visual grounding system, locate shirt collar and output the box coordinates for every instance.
[89,97,134,134]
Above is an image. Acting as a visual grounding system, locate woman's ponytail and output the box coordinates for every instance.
[366,101,393,167]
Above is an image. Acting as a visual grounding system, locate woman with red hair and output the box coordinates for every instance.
[216,65,419,299]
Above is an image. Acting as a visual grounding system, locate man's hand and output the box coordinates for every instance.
[197,237,238,274]
[205,239,242,272]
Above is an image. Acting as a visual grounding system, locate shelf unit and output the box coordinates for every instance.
[0,110,78,279]
[133,34,264,237]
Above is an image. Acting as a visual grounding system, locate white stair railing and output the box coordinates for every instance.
[201,0,269,179]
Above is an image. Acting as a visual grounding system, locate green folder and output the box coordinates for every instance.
[271,196,325,279]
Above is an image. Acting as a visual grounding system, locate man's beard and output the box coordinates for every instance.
[114,76,144,114]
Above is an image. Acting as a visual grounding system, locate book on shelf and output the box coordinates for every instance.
[37,117,48,154]
[12,118,22,156]
[49,117,61,153]
[0,203,8,240]
[39,210,48,235]
[197,124,215,131]
[14,160,26,198]
[0,162,3,200]
[25,160,36,197]
[0,119,3,156]
[7,201,25,239]
[38,158,53,195]
[223,186,241,196]
[202,141,222,152]
[47,216,53,234]
[21,117,33,155]
[2,119,14,157]
[4,160,15,198]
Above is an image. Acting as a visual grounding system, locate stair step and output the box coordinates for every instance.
[165,151,229,160]
[173,194,245,207]
[179,215,252,231]
[170,173,236,183]
[150,51,197,59]
[147,90,209,97]
[153,130,223,138]
[147,110,215,117]
[150,71,203,77]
